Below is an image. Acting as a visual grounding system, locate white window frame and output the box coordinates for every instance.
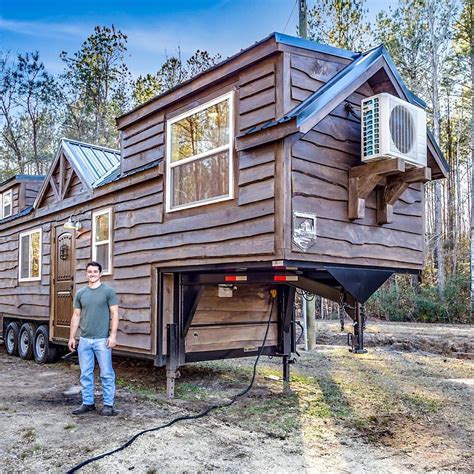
[165,91,234,213]
[0,193,3,219]
[18,227,42,282]
[92,208,113,275]
[2,189,12,218]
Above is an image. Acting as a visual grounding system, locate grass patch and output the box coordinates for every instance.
[175,382,208,400]
[400,392,441,414]
[21,427,36,442]
[64,423,76,430]
[116,378,160,398]
[20,444,42,459]
[223,393,301,438]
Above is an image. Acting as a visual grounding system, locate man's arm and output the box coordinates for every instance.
[107,305,119,348]
[68,308,81,351]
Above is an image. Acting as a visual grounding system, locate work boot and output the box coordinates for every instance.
[99,405,118,416]
[72,403,96,415]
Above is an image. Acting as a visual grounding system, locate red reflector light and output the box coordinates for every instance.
[274,275,298,282]
[225,275,247,281]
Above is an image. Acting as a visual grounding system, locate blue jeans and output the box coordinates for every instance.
[77,337,115,406]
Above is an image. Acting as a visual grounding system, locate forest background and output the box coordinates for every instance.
[0,0,472,323]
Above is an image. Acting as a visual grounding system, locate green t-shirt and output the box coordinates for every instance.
[73,284,118,339]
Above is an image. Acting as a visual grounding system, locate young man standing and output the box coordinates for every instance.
[68,261,119,416]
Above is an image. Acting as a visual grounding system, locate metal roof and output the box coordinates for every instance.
[244,44,427,137]
[274,33,359,59]
[0,174,45,189]
[95,159,162,187]
[0,205,33,224]
[61,138,120,188]
[117,32,360,124]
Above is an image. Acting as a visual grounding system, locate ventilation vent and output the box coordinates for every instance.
[361,93,427,168]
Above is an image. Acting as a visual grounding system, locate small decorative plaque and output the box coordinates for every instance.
[293,211,317,251]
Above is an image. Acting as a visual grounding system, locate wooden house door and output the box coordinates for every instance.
[52,229,75,339]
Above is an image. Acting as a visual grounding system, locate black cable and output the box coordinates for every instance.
[66,296,277,474]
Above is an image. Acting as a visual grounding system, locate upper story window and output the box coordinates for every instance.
[92,208,112,275]
[166,92,234,212]
[19,228,42,282]
[0,189,12,219]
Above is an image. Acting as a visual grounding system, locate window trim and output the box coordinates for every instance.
[92,207,113,275]
[18,227,42,282]
[165,91,234,213]
[3,189,12,218]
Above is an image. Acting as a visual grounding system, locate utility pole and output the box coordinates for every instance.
[299,0,307,39]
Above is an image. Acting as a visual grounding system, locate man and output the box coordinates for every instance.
[68,261,119,416]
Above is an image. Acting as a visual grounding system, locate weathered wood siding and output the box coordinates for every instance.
[185,285,277,352]
[121,112,165,174]
[288,81,424,269]
[11,184,20,216]
[289,52,346,109]
[0,178,160,354]
[238,58,277,133]
[23,180,43,208]
[0,222,51,321]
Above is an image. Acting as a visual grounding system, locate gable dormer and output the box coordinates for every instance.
[35,139,120,210]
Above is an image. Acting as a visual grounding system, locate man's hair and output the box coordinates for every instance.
[86,261,102,272]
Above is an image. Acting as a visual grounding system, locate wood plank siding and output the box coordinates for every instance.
[288,80,425,269]
[186,285,277,353]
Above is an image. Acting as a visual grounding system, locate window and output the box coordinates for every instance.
[19,228,42,282]
[92,208,112,274]
[166,92,234,212]
[0,189,13,219]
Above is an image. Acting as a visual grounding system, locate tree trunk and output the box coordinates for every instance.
[471,19,474,322]
[427,0,445,299]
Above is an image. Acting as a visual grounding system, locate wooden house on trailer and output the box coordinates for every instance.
[0,33,447,396]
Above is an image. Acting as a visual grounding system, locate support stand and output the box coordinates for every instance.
[350,302,367,354]
[282,354,290,393]
[166,323,179,398]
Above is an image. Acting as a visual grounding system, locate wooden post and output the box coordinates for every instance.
[298,0,307,39]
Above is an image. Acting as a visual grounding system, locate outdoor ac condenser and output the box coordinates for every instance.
[361,93,427,167]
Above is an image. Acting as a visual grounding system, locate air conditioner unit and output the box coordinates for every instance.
[361,93,427,167]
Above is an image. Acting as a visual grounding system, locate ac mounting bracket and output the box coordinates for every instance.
[348,158,431,224]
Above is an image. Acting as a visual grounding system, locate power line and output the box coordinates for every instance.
[283,0,299,34]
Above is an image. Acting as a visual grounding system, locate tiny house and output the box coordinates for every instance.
[0,33,447,396]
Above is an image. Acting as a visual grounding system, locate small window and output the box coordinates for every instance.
[92,208,112,274]
[166,92,234,212]
[3,190,12,218]
[19,228,42,282]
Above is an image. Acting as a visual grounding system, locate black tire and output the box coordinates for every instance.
[5,321,20,356]
[18,322,36,360]
[33,325,57,364]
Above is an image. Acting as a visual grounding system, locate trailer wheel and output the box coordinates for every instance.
[33,325,57,364]
[18,322,36,360]
[5,321,20,356]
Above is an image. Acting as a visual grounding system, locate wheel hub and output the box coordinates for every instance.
[36,334,46,357]
[20,331,29,353]
[7,329,15,351]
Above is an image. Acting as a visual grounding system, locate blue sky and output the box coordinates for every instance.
[0,0,396,78]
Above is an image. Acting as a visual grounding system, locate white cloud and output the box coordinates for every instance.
[0,17,92,40]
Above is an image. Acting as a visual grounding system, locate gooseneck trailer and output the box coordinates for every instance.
[0,33,447,396]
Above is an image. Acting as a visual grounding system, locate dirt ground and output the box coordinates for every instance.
[0,321,473,473]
